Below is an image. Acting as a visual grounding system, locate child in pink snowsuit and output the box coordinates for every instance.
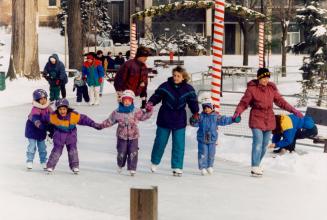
[98,90,153,176]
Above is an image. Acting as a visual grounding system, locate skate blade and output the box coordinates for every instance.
[251,172,262,177]
[173,172,182,177]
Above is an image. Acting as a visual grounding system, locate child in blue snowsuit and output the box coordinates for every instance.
[24,89,53,170]
[190,97,241,175]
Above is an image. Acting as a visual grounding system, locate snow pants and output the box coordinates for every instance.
[47,142,79,170]
[76,85,90,103]
[88,86,100,105]
[116,138,139,171]
[49,85,60,101]
[198,142,216,169]
[151,126,186,169]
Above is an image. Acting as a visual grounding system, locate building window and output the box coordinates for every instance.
[49,0,56,7]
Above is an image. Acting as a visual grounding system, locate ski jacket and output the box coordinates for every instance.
[25,101,53,140]
[43,111,96,146]
[191,112,234,144]
[99,106,152,140]
[235,80,296,131]
[114,58,148,97]
[272,114,315,148]
[82,60,104,87]
[148,77,199,129]
[43,54,67,86]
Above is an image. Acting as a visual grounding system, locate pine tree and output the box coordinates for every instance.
[58,0,112,45]
[293,0,327,107]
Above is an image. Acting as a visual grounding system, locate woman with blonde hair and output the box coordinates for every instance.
[145,66,199,176]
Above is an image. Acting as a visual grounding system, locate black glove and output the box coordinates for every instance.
[141,100,147,109]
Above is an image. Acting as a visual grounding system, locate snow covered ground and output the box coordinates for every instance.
[0,27,327,220]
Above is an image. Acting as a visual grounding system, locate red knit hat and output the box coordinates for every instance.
[86,54,94,60]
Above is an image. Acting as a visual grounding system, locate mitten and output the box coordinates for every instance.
[98,77,103,84]
[232,116,241,123]
[82,76,87,81]
[232,112,240,121]
[145,102,153,112]
[292,109,304,118]
[141,100,147,109]
[55,79,60,86]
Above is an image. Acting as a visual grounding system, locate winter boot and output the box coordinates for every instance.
[150,164,157,173]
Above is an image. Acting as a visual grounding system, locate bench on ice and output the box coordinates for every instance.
[305,106,327,152]
[154,59,184,67]
[104,68,158,83]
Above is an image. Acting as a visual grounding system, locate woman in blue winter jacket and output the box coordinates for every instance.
[190,95,241,175]
[145,66,199,176]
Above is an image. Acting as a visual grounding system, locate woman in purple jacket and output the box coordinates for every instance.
[43,98,100,174]
[233,68,303,176]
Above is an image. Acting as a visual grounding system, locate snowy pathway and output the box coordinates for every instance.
[0,93,326,220]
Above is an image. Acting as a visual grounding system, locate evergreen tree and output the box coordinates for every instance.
[58,0,112,44]
[293,0,327,106]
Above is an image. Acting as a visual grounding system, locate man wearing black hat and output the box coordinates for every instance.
[114,46,151,108]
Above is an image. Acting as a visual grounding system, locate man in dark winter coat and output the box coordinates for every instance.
[114,52,125,69]
[114,46,151,108]
[43,54,68,101]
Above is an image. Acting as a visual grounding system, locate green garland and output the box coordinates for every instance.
[131,0,265,21]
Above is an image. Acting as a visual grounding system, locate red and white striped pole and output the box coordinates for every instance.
[211,0,225,111]
[130,21,138,59]
[258,22,265,68]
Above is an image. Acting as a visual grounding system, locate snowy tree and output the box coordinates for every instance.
[58,0,112,46]
[7,0,39,80]
[293,0,327,107]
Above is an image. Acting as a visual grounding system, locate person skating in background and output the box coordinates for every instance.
[43,54,67,101]
[146,66,199,176]
[114,52,125,69]
[44,99,100,174]
[233,68,304,177]
[190,94,241,175]
[82,53,104,105]
[96,50,108,97]
[107,51,115,70]
[269,114,317,154]
[114,46,151,109]
[97,90,153,176]
[25,89,53,170]
[73,71,90,105]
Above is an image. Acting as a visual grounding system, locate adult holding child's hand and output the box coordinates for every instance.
[233,68,302,177]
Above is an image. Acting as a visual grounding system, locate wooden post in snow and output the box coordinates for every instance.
[130,186,158,220]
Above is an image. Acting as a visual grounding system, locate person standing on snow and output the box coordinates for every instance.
[82,53,105,105]
[113,46,151,109]
[190,95,241,176]
[43,54,68,102]
[233,67,304,177]
[145,66,199,177]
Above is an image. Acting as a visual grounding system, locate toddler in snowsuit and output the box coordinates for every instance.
[98,90,153,176]
[190,95,241,175]
[44,98,100,174]
[25,89,53,170]
[73,71,90,105]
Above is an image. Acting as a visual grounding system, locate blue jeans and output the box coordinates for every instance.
[198,142,216,169]
[251,129,271,167]
[26,139,47,163]
[151,126,186,169]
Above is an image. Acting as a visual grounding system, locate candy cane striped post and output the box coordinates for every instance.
[130,21,138,59]
[258,22,265,68]
[211,0,225,111]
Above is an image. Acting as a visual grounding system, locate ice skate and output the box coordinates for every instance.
[41,163,47,170]
[201,168,208,176]
[46,167,53,174]
[130,170,136,176]
[150,164,157,173]
[207,167,214,175]
[172,169,183,177]
[26,162,33,170]
[72,167,79,175]
[117,167,122,174]
[251,167,263,177]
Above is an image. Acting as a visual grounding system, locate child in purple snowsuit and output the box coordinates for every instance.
[44,98,100,174]
[190,96,241,175]
[25,89,53,170]
[98,90,153,176]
